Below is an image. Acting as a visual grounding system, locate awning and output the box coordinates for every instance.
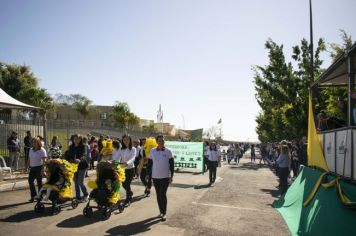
[0,88,39,109]
[311,42,356,87]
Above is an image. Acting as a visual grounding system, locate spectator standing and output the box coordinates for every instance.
[250,144,256,162]
[89,136,98,169]
[7,131,20,171]
[133,140,141,178]
[276,145,291,195]
[24,130,32,170]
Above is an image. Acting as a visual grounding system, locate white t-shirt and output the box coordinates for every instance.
[118,147,136,169]
[207,150,220,162]
[149,147,173,179]
[112,148,120,162]
[29,147,47,167]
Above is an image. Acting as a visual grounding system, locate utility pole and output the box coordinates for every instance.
[309,0,314,83]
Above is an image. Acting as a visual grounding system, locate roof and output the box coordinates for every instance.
[0,88,39,109]
[311,42,356,87]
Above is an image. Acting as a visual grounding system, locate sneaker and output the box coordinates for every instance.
[158,213,163,218]
[82,195,89,202]
[161,214,166,221]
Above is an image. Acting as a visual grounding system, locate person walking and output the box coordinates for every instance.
[137,138,153,196]
[119,134,136,207]
[276,145,291,195]
[207,142,221,186]
[7,131,20,171]
[147,135,174,221]
[28,137,47,202]
[67,134,88,201]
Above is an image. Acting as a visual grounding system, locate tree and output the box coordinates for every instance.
[142,123,157,134]
[72,95,93,119]
[253,38,326,142]
[0,62,54,111]
[111,101,139,130]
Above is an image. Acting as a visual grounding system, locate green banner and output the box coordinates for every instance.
[165,141,204,171]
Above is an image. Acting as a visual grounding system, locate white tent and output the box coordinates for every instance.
[0,88,39,109]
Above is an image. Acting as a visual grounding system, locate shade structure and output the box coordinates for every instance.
[0,88,39,109]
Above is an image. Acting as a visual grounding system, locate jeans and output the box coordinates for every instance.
[153,178,170,215]
[123,168,135,200]
[28,165,43,198]
[74,169,88,199]
[208,161,218,183]
[9,151,20,171]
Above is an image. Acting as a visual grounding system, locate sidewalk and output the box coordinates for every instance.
[0,169,97,192]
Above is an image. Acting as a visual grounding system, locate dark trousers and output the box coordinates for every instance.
[140,167,152,190]
[123,168,135,200]
[24,148,30,168]
[153,178,170,215]
[279,167,290,195]
[208,161,218,183]
[251,153,255,162]
[28,166,43,198]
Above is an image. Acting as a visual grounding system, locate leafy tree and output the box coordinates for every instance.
[143,123,157,134]
[111,101,139,130]
[0,62,54,111]
[253,38,326,142]
[72,95,93,119]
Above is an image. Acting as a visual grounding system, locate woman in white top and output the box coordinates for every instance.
[207,142,221,186]
[119,134,136,206]
[28,137,47,202]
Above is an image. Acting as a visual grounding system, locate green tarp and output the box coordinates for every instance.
[273,167,356,236]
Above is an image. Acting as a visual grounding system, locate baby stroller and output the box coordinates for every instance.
[34,159,79,215]
[83,161,126,220]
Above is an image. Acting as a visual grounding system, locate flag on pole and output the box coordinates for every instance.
[218,118,222,124]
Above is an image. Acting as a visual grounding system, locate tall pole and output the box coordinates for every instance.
[309,0,314,83]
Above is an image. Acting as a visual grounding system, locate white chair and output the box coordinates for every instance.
[0,155,12,179]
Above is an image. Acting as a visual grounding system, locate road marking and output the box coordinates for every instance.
[191,201,271,212]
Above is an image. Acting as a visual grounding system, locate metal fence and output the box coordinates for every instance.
[0,114,44,156]
[0,113,160,169]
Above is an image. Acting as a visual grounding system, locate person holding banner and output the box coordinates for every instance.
[207,142,221,186]
[147,135,174,221]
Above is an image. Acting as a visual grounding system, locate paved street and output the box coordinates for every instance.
[0,157,290,236]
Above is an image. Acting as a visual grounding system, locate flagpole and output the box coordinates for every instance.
[309,0,314,82]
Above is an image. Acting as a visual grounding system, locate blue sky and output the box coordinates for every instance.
[1,0,356,141]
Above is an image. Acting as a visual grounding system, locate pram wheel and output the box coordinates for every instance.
[71,199,79,209]
[51,205,61,215]
[34,203,45,213]
[83,206,93,217]
[101,207,111,220]
[117,203,124,213]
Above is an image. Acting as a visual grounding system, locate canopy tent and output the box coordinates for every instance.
[0,88,39,110]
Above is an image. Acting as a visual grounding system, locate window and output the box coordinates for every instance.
[100,113,107,120]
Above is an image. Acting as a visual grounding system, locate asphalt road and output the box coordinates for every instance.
[0,157,290,236]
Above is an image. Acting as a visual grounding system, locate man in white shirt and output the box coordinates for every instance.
[147,135,174,221]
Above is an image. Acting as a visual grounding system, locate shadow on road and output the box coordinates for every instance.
[229,162,269,171]
[260,188,280,198]
[105,216,161,236]
[194,184,211,189]
[0,209,52,222]
[0,201,32,211]
[131,182,195,189]
[57,214,102,228]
